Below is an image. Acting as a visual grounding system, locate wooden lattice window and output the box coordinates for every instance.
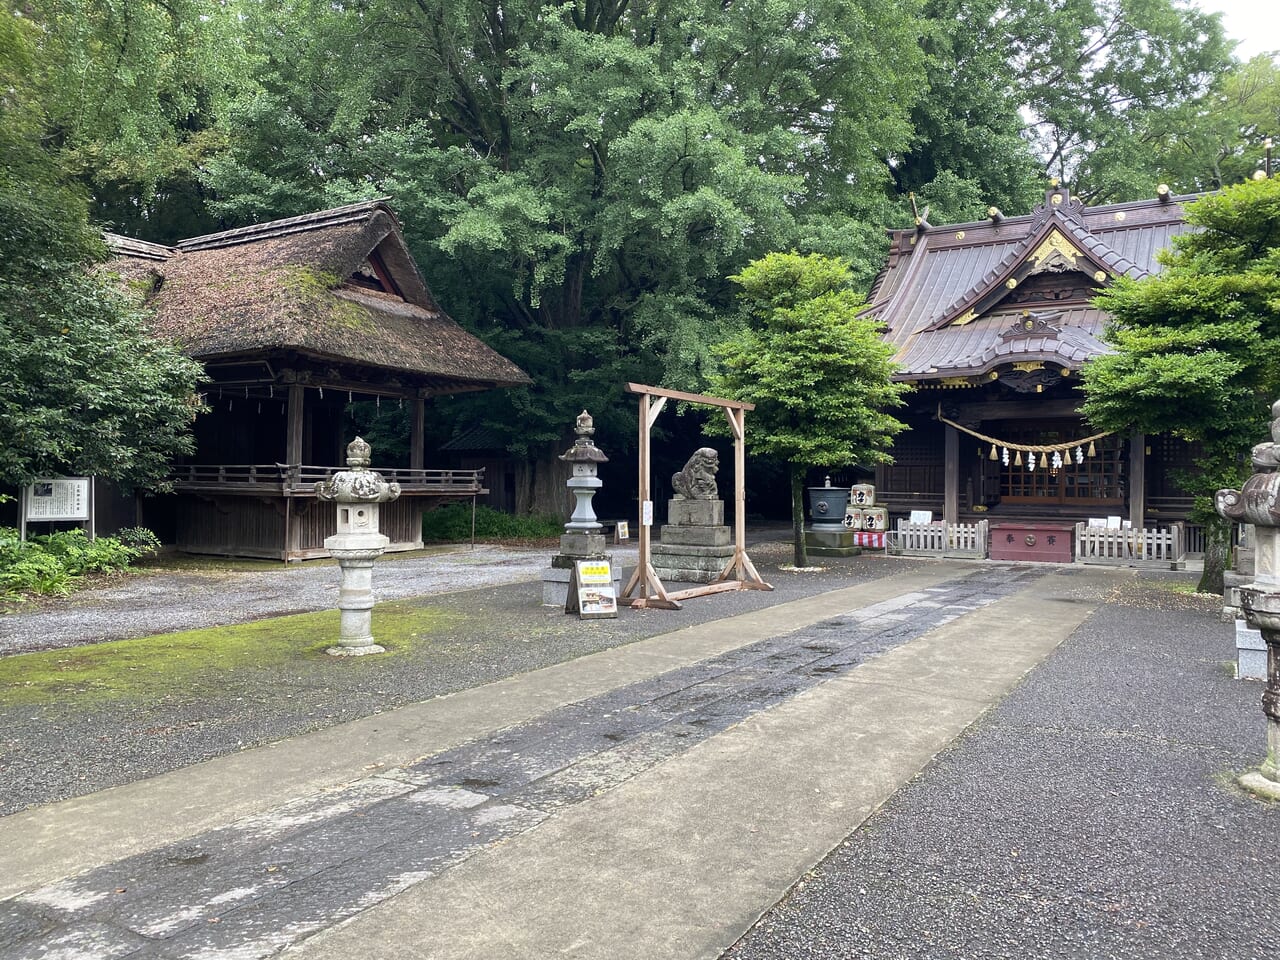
[995,422,1124,506]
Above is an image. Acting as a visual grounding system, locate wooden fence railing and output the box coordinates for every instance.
[892,520,989,559]
[1074,522,1186,567]
[171,463,485,495]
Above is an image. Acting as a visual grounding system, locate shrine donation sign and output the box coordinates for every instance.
[25,478,90,521]
[568,559,618,619]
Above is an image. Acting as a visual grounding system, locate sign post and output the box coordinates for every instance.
[566,558,618,619]
[22,477,93,541]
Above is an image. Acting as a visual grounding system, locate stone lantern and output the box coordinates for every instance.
[1216,398,1280,800]
[315,437,401,656]
[542,411,614,605]
[563,410,608,534]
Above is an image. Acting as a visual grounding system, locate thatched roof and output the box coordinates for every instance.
[864,186,1196,383]
[105,201,530,393]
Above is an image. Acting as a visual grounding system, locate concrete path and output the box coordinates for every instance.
[0,563,1113,959]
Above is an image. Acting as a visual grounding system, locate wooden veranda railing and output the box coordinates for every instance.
[171,463,485,496]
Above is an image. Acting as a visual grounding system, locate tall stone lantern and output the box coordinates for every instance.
[562,410,608,534]
[316,437,401,656]
[1216,398,1280,800]
[542,411,614,605]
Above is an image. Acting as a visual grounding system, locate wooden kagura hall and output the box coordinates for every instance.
[864,184,1200,532]
[107,201,530,560]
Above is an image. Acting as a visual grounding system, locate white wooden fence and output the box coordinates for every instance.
[892,520,989,559]
[1073,522,1186,568]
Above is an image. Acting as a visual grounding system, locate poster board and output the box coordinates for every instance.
[25,478,90,521]
[566,559,618,619]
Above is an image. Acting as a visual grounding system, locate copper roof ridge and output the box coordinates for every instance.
[176,198,395,252]
[902,189,1201,242]
[862,229,933,326]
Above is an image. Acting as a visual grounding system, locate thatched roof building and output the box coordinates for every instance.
[107,199,529,393]
[104,200,530,560]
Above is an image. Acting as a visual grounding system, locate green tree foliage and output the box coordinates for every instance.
[1081,176,1280,591]
[0,9,204,491]
[1020,0,1232,202]
[897,0,1234,214]
[1147,54,1280,193]
[198,0,927,510]
[17,0,247,241]
[707,253,909,566]
[894,0,1043,219]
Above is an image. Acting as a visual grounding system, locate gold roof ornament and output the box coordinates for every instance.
[1029,229,1083,269]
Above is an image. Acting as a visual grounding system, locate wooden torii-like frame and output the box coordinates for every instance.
[619,382,773,610]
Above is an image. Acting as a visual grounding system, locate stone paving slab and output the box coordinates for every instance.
[725,591,1272,960]
[285,567,1111,960]
[0,564,1117,960]
[0,565,965,898]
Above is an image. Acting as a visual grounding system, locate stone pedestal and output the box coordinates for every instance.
[651,499,734,583]
[1236,619,1267,680]
[542,533,621,606]
[805,528,860,558]
[324,537,389,656]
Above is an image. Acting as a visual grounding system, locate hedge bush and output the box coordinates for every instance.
[0,527,158,605]
[421,504,563,543]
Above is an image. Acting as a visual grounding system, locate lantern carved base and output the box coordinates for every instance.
[324,537,390,656]
[1233,586,1280,797]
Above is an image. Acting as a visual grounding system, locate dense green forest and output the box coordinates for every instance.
[3,0,1277,508]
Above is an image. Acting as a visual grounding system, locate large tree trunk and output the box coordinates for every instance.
[791,466,808,568]
[1198,517,1230,595]
[513,449,573,517]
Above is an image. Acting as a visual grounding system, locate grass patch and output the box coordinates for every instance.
[0,601,463,708]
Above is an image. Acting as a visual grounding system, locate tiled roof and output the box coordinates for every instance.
[865,187,1196,380]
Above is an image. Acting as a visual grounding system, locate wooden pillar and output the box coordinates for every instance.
[637,394,650,599]
[943,423,959,525]
[410,397,426,471]
[284,383,305,563]
[1129,429,1146,528]
[286,384,304,469]
[729,407,746,580]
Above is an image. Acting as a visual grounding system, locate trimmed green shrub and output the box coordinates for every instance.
[0,526,158,605]
[421,504,563,543]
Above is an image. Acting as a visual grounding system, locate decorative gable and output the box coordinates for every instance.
[928,186,1146,330]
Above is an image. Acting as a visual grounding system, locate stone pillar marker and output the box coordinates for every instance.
[315,437,401,656]
[543,411,614,606]
[1216,398,1280,800]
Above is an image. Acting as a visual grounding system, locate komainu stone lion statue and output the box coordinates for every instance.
[672,447,719,500]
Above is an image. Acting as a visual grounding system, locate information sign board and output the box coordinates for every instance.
[566,559,618,619]
[25,478,90,521]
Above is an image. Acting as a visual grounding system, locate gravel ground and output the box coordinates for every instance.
[0,544,571,655]
[724,580,1280,960]
[0,540,929,815]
